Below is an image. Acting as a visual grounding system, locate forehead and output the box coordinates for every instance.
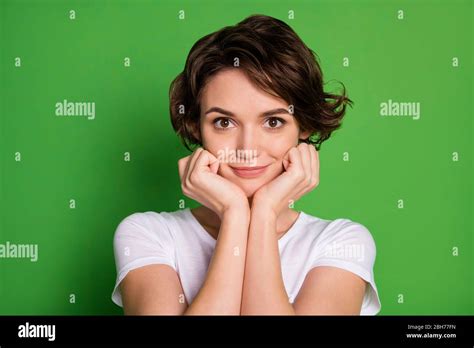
[200,68,287,113]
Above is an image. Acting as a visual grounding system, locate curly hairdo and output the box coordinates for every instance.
[169,14,353,152]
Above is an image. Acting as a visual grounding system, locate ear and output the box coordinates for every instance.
[189,122,202,143]
[299,129,312,141]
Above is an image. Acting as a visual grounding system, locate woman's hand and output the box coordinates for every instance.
[252,143,319,217]
[178,147,249,219]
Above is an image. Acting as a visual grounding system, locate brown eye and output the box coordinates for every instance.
[213,117,235,130]
[264,117,286,129]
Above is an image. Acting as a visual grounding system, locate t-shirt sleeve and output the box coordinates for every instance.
[310,219,382,315]
[111,212,177,307]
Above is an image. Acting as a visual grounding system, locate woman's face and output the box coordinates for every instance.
[199,68,309,197]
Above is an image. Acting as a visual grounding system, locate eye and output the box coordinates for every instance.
[213,117,236,130]
[263,117,286,129]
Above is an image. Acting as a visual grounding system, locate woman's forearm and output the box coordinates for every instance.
[241,206,296,315]
[184,206,250,315]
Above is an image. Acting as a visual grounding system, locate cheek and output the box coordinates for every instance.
[264,132,297,160]
[201,125,224,154]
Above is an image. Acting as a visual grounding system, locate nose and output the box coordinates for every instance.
[235,125,259,163]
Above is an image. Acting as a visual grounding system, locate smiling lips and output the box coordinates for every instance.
[230,164,270,178]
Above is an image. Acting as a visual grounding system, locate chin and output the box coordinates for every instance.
[217,174,262,197]
[224,173,279,198]
[239,182,264,198]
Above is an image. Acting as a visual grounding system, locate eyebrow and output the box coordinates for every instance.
[204,107,292,117]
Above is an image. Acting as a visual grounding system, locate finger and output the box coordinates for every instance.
[178,156,191,182]
[293,145,319,199]
[297,143,312,187]
[197,150,219,174]
[286,147,305,184]
[186,147,203,176]
[291,144,311,200]
[282,145,294,171]
[209,155,219,174]
[283,151,290,171]
[309,145,319,187]
[308,145,314,179]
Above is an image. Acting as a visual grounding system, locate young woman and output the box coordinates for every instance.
[112,14,381,315]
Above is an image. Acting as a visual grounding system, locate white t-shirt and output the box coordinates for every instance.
[112,208,382,315]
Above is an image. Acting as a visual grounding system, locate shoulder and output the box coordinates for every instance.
[113,210,184,246]
[297,213,377,268]
[302,213,376,251]
[111,211,183,307]
[320,218,376,250]
[301,214,381,315]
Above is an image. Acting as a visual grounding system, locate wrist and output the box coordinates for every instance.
[250,199,278,221]
[251,193,279,216]
[221,199,250,220]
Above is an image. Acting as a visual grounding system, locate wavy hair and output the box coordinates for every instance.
[169,14,353,151]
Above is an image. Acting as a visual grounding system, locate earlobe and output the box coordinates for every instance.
[299,130,311,141]
[189,123,202,143]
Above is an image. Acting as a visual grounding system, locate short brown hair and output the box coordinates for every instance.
[169,14,353,151]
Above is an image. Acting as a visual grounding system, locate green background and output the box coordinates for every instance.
[0,0,472,315]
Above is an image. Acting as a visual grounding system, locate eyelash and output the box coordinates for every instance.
[212,117,287,131]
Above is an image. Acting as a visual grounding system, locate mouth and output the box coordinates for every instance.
[230,164,270,178]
